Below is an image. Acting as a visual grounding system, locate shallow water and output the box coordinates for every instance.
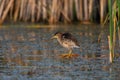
[0,24,120,80]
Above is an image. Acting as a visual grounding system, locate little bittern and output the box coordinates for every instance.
[52,32,80,58]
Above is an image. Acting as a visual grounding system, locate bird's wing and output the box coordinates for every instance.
[62,33,72,39]
[62,33,80,47]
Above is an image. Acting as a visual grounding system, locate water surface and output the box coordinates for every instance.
[0,24,120,80]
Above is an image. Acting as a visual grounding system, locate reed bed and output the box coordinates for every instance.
[0,0,109,24]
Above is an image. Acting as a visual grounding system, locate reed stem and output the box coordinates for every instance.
[108,0,114,63]
[118,28,120,47]
[117,0,120,47]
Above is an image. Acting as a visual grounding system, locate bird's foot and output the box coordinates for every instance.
[59,53,79,59]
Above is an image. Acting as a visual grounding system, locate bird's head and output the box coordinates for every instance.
[51,32,62,39]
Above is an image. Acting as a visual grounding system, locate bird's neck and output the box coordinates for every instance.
[57,36,62,44]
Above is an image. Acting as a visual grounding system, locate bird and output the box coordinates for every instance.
[52,32,80,58]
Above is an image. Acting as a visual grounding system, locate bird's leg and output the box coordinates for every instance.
[60,49,73,58]
[60,49,79,58]
[68,49,72,57]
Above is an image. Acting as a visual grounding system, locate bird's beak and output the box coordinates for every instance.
[51,35,57,39]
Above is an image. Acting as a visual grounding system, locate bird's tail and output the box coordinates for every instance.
[75,45,80,48]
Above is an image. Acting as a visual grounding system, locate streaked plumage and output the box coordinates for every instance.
[57,32,79,49]
[52,32,79,58]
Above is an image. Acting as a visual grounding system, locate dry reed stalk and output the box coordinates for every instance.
[26,0,31,21]
[24,0,29,21]
[42,0,47,20]
[75,0,84,21]
[61,11,71,23]
[29,0,36,22]
[89,0,93,19]
[100,0,104,23]
[79,0,83,20]
[63,0,71,23]
[84,0,89,21]
[3,0,10,8]
[0,0,14,24]
[69,0,73,20]
[0,0,5,18]
[20,0,28,21]
[49,0,61,23]
[100,0,107,23]
[20,0,25,20]
[49,0,55,23]
[36,0,41,21]
[46,0,52,19]
[49,0,56,23]
[63,0,73,21]
[56,0,62,22]
[10,1,14,20]
[14,0,21,22]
